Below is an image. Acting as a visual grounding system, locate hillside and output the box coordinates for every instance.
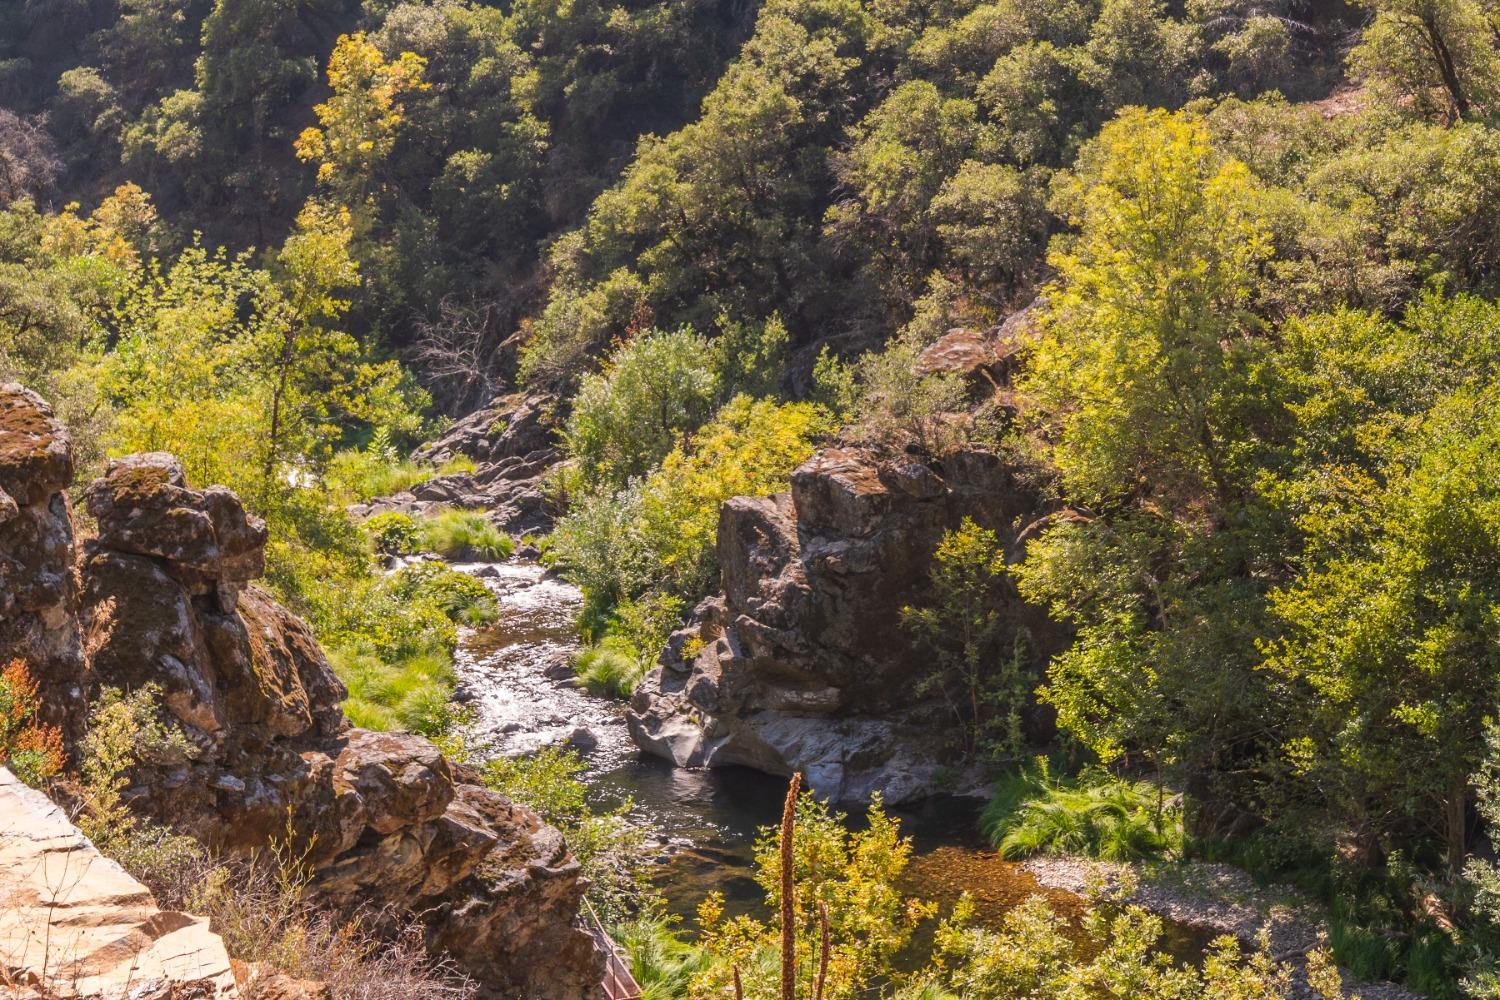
[10,0,1500,997]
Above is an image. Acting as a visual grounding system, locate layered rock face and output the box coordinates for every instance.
[355,392,560,534]
[630,316,1055,804]
[0,767,238,999]
[0,384,88,744]
[629,445,1057,804]
[0,385,602,999]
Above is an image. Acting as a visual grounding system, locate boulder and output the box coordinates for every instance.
[0,767,238,998]
[630,444,1060,804]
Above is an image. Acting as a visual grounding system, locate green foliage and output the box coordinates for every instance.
[924,895,1348,1000]
[980,762,1183,863]
[304,560,495,737]
[481,747,651,921]
[902,519,1032,759]
[413,510,514,561]
[329,437,475,505]
[694,792,934,1000]
[614,913,712,1000]
[365,511,419,555]
[844,327,974,456]
[574,643,643,698]
[77,685,197,853]
[1350,0,1500,122]
[562,327,722,492]
[554,395,832,622]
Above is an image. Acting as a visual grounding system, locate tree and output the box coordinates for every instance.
[1014,108,1285,818]
[295,33,428,219]
[902,519,1032,760]
[0,111,60,205]
[1350,0,1500,121]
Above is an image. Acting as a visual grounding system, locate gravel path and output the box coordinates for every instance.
[1023,856,1426,1000]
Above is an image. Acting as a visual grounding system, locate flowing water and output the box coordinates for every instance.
[453,557,1210,956]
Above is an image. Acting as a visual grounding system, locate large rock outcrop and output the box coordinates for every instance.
[0,767,238,999]
[629,444,1059,804]
[354,392,561,534]
[629,315,1055,803]
[0,384,88,745]
[0,385,603,1000]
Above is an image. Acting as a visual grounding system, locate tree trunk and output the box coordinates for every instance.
[1448,777,1469,874]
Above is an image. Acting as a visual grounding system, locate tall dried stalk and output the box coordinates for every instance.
[813,902,829,1000]
[780,772,801,1000]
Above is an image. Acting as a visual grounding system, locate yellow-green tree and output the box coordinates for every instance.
[295,32,428,215]
[1015,108,1284,814]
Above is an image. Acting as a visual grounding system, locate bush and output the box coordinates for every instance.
[415,510,514,561]
[980,762,1183,862]
[366,511,419,555]
[563,326,721,492]
[552,396,833,620]
[0,659,64,788]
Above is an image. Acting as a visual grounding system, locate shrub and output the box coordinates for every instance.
[553,396,834,620]
[0,659,64,788]
[77,685,197,853]
[415,509,514,561]
[365,510,419,555]
[980,762,1183,863]
[134,829,476,1000]
[563,326,721,492]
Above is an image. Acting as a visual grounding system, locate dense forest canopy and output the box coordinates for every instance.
[16,0,1500,995]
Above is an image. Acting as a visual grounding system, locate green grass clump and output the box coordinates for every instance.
[329,442,476,503]
[310,561,496,739]
[981,761,1183,863]
[574,641,645,697]
[614,914,711,1000]
[416,510,514,561]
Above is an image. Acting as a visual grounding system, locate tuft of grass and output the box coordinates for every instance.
[334,646,465,737]
[614,913,712,1000]
[416,510,514,561]
[574,636,651,698]
[981,761,1183,863]
[330,444,476,504]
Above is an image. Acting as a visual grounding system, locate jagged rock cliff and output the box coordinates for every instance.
[628,319,1057,804]
[0,384,89,746]
[0,385,603,999]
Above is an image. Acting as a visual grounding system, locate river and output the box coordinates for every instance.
[451,557,1207,954]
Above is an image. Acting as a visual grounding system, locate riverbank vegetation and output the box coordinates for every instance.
[14,0,1500,994]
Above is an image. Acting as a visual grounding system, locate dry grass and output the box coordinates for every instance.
[130,834,475,1000]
